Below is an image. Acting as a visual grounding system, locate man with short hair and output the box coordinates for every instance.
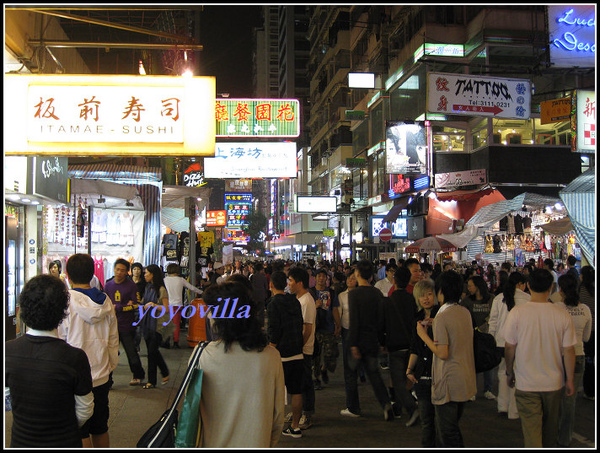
[59,253,119,448]
[267,271,305,439]
[565,255,579,280]
[349,259,394,421]
[405,258,424,295]
[376,260,387,282]
[504,269,576,447]
[375,263,397,297]
[287,267,317,430]
[104,259,145,385]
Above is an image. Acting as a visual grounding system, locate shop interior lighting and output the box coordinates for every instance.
[554,203,563,211]
[138,60,146,75]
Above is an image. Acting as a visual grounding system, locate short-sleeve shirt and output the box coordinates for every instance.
[431,304,477,405]
[504,301,577,392]
[298,292,317,355]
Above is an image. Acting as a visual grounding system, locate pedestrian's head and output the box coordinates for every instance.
[114,258,131,283]
[580,265,594,291]
[66,254,95,285]
[345,268,357,289]
[48,259,62,277]
[467,275,489,300]
[144,264,165,289]
[558,273,579,307]
[567,255,577,266]
[315,269,328,287]
[166,263,181,275]
[287,267,309,294]
[405,258,423,285]
[203,281,266,352]
[527,268,554,294]
[501,262,512,273]
[393,266,412,290]
[354,259,374,281]
[435,270,464,304]
[270,271,288,292]
[226,273,252,293]
[253,261,264,273]
[131,262,144,277]
[19,274,70,331]
[543,258,554,271]
[413,278,437,311]
[502,272,527,311]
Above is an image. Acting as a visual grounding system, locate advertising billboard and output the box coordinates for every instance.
[370,216,408,239]
[572,90,596,153]
[386,121,428,175]
[296,196,338,213]
[427,72,532,120]
[224,193,252,229]
[204,142,297,178]
[215,99,300,137]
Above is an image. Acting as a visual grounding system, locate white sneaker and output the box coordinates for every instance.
[484,391,497,400]
[469,395,476,401]
[340,408,361,418]
[405,409,420,427]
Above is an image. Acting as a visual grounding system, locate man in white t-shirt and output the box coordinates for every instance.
[288,267,317,430]
[504,268,576,448]
[375,263,397,297]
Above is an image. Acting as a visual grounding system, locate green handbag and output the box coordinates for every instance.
[174,351,205,447]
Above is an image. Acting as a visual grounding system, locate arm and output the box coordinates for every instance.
[302,323,312,346]
[406,352,420,384]
[488,297,500,337]
[416,321,449,360]
[181,277,203,295]
[563,345,576,396]
[504,342,517,388]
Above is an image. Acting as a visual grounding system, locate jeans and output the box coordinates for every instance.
[347,344,391,409]
[341,329,361,414]
[435,401,466,447]
[558,355,585,446]
[144,331,169,387]
[388,349,417,414]
[414,380,438,447]
[515,388,562,447]
[301,354,315,415]
[483,367,495,393]
[119,330,145,380]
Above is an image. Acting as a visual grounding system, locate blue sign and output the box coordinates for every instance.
[370,215,408,239]
[549,6,596,68]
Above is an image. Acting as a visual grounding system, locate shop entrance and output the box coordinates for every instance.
[5,215,21,341]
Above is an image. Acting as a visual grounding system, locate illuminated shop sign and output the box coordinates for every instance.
[206,210,227,227]
[5,74,216,156]
[224,193,252,229]
[540,97,572,124]
[389,174,412,198]
[549,5,596,68]
[370,215,408,239]
[572,90,596,153]
[296,196,338,213]
[427,72,531,120]
[215,99,300,137]
[435,169,486,189]
[204,142,297,179]
[386,122,428,175]
[183,162,206,187]
[414,43,464,60]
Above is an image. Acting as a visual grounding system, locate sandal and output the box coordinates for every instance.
[142,383,155,389]
[162,376,170,386]
[129,378,142,386]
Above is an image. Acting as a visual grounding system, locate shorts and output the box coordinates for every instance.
[80,381,110,438]
[282,359,304,395]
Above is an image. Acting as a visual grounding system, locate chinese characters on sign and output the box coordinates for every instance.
[224,193,252,229]
[572,90,596,153]
[215,99,300,137]
[28,86,185,143]
[206,210,227,227]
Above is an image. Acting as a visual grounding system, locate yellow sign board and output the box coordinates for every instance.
[540,96,572,125]
[4,74,216,156]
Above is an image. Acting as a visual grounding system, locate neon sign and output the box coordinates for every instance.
[215,99,300,137]
[549,6,596,68]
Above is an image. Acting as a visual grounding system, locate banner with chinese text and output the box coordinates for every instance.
[215,99,300,137]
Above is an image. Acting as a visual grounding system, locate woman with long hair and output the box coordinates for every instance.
[488,271,530,419]
[140,264,170,389]
[192,281,285,447]
[556,273,592,447]
[461,275,495,400]
[578,266,595,400]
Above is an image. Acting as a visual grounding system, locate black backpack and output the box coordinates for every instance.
[473,328,503,373]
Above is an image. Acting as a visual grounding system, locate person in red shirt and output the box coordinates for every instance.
[405,258,424,294]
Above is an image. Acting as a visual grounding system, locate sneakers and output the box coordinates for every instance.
[340,408,361,418]
[583,394,595,401]
[284,412,293,423]
[282,427,302,438]
[405,408,420,427]
[391,403,403,419]
[484,391,497,400]
[469,395,476,401]
[299,415,313,430]
[383,403,394,421]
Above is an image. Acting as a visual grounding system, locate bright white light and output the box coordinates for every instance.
[554,203,563,211]
[138,60,146,75]
[7,194,21,201]
[21,198,31,203]
[348,72,375,89]
[182,69,193,78]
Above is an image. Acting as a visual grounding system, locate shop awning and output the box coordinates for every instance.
[435,186,495,202]
[559,169,595,266]
[438,225,481,249]
[69,164,161,182]
[466,192,562,228]
[382,198,410,222]
[70,178,143,210]
[539,217,574,235]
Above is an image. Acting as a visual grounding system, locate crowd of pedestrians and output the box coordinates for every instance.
[5,252,594,448]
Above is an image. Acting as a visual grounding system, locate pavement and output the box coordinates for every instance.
[5,330,597,448]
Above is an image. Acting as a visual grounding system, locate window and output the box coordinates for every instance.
[432,126,466,152]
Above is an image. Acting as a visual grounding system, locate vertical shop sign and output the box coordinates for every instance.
[224,193,252,229]
[31,156,69,203]
[216,99,300,137]
[571,90,596,153]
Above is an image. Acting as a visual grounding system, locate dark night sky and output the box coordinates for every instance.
[199,5,263,98]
